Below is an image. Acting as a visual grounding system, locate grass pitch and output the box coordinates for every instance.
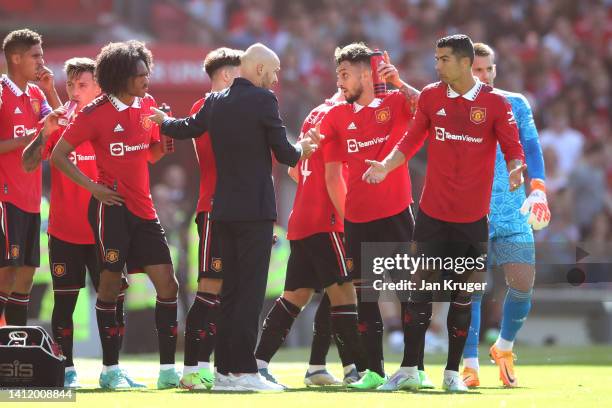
[12,345,612,408]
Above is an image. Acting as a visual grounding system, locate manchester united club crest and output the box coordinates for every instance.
[30,99,41,117]
[211,258,223,272]
[9,245,20,259]
[375,107,391,124]
[470,107,486,124]
[105,249,120,263]
[345,258,354,272]
[53,263,67,277]
[140,114,153,131]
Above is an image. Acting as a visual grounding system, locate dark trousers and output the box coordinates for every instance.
[214,220,273,374]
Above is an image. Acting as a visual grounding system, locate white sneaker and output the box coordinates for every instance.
[232,373,285,392]
[377,368,420,391]
[212,372,236,391]
[304,369,342,386]
[442,371,468,392]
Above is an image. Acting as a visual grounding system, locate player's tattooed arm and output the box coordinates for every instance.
[0,131,35,154]
[398,83,420,115]
[22,129,45,172]
[376,51,420,114]
[22,106,66,171]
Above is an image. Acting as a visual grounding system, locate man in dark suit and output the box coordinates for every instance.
[150,43,319,391]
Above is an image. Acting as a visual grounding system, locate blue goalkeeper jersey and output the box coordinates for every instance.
[489,89,546,225]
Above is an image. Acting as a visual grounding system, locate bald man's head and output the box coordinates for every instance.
[240,43,280,89]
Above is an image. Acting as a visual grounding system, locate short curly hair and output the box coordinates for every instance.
[2,28,42,57]
[95,40,153,95]
[204,47,243,79]
[334,42,373,66]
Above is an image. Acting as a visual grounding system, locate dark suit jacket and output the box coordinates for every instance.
[161,78,302,221]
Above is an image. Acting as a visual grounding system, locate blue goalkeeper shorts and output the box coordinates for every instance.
[488,220,535,266]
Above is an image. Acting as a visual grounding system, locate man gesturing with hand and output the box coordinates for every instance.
[151,43,320,392]
[363,35,525,392]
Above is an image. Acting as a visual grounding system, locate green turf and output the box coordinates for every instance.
[18,346,612,408]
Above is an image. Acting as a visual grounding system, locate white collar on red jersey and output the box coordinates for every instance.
[446,79,483,101]
[108,94,142,111]
[353,97,382,113]
[1,74,32,97]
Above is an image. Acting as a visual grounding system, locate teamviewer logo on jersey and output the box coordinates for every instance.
[110,142,149,156]
[110,142,125,156]
[434,126,483,144]
[13,125,25,138]
[347,139,359,153]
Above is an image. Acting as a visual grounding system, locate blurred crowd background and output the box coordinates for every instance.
[1,0,610,348]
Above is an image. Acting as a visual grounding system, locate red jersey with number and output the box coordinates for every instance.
[397,81,525,223]
[190,96,216,214]
[321,91,414,223]
[43,117,97,245]
[0,75,51,213]
[62,94,161,220]
[287,99,346,240]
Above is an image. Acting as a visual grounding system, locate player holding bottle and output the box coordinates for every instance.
[318,43,425,390]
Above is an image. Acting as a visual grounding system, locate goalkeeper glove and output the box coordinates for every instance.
[520,179,550,230]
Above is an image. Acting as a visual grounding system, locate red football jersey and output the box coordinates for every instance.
[190,96,216,214]
[0,75,51,213]
[43,119,97,245]
[287,99,346,240]
[321,91,413,223]
[397,81,525,223]
[61,94,161,220]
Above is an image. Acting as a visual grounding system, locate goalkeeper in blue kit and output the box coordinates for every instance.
[461,42,551,388]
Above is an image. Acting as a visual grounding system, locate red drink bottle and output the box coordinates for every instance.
[371,49,386,98]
